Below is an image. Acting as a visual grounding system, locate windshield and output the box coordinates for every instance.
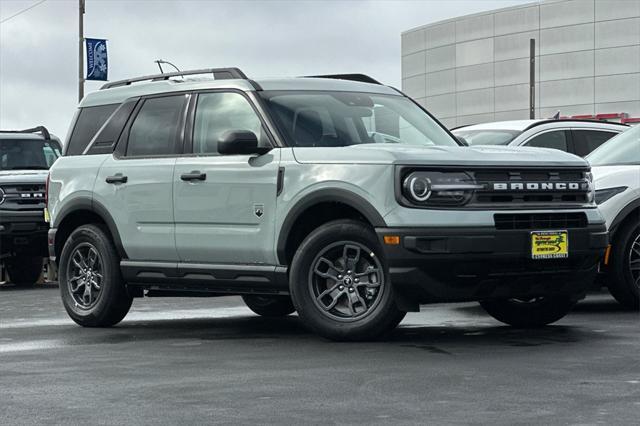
[0,139,62,171]
[452,129,521,146]
[588,125,640,166]
[259,91,458,147]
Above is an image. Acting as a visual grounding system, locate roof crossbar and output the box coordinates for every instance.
[303,74,382,85]
[1,126,51,140]
[100,67,248,90]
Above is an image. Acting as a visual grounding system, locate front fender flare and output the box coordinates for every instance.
[276,188,386,264]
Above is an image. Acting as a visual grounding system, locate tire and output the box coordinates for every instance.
[242,295,296,317]
[59,224,132,327]
[480,295,576,328]
[289,219,406,341]
[607,219,640,310]
[6,256,43,286]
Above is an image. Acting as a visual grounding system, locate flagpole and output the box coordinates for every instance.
[78,0,85,102]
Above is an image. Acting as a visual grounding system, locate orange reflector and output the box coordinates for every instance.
[383,235,400,245]
[603,244,612,265]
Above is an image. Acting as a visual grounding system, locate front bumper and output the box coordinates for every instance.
[376,224,608,304]
[0,209,49,257]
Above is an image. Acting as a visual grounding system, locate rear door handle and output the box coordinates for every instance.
[180,171,206,181]
[106,174,128,184]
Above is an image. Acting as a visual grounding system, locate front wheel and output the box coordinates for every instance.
[242,295,295,317]
[289,220,406,341]
[480,295,576,328]
[59,224,132,327]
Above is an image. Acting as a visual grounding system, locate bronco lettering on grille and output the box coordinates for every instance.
[493,182,583,191]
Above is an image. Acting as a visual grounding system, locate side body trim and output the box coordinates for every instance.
[121,261,289,295]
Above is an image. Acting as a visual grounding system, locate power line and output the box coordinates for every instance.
[0,0,47,25]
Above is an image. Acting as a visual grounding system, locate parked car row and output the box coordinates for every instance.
[3,69,638,340]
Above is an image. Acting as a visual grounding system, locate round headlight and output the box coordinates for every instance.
[408,176,432,202]
[0,188,4,205]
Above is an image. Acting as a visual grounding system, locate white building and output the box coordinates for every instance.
[401,0,640,128]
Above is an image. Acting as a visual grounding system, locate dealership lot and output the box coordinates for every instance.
[1,284,638,425]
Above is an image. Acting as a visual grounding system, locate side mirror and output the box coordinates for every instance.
[217,130,271,155]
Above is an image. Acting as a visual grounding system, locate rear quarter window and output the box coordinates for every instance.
[65,104,118,155]
[572,130,618,157]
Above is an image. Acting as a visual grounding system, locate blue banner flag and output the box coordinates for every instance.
[85,38,108,81]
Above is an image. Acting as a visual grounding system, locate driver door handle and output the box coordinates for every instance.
[106,174,128,184]
[180,171,206,181]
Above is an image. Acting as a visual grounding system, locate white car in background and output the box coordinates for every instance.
[453,119,627,157]
[588,125,640,310]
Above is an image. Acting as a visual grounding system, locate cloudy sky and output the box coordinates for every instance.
[1,0,531,140]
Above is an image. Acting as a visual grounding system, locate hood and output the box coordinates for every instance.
[592,165,640,190]
[0,169,49,184]
[292,144,589,168]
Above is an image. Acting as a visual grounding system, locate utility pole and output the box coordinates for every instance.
[529,38,535,119]
[78,0,85,102]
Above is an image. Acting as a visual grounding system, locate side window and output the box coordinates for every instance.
[66,104,118,155]
[126,95,186,157]
[42,142,61,167]
[193,92,267,154]
[87,99,138,155]
[572,130,617,156]
[525,130,568,151]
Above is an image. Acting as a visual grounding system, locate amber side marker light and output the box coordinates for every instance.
[383,235,400,245]
[603,244,612,266]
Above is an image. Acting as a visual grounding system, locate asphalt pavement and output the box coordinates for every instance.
[1,283,638,425]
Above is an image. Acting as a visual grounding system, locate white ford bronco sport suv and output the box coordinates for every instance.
[1,126,61,285]
[47,68,608,340]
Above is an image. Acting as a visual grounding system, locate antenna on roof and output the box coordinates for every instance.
[551,111,560,120]
[154,59,181,74]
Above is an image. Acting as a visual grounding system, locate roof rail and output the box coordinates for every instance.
[1,126,51,140]
[523,118,629,132]
[303,73,382,85]
[100,67,248,90]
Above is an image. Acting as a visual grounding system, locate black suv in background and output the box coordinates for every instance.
[0,127,61,286]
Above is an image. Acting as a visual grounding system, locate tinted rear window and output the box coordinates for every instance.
[572,130,618,157]
[126,95,186,157]
[66,104,118,155]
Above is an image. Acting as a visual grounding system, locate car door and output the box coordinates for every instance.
[94,94,189,261]
[173,91,280,265]
[521,129,571,153]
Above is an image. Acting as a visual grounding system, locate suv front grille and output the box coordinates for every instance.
[470,169,592,208]
[0,184,46,210]
[494,213,588,230]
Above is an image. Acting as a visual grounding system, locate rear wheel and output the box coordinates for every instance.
[6,256,43,286]
[242,295,295,317]
[290,220,406,341]
[59,224,132,327]
[480,295,576,328]
[607,220,640,310]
